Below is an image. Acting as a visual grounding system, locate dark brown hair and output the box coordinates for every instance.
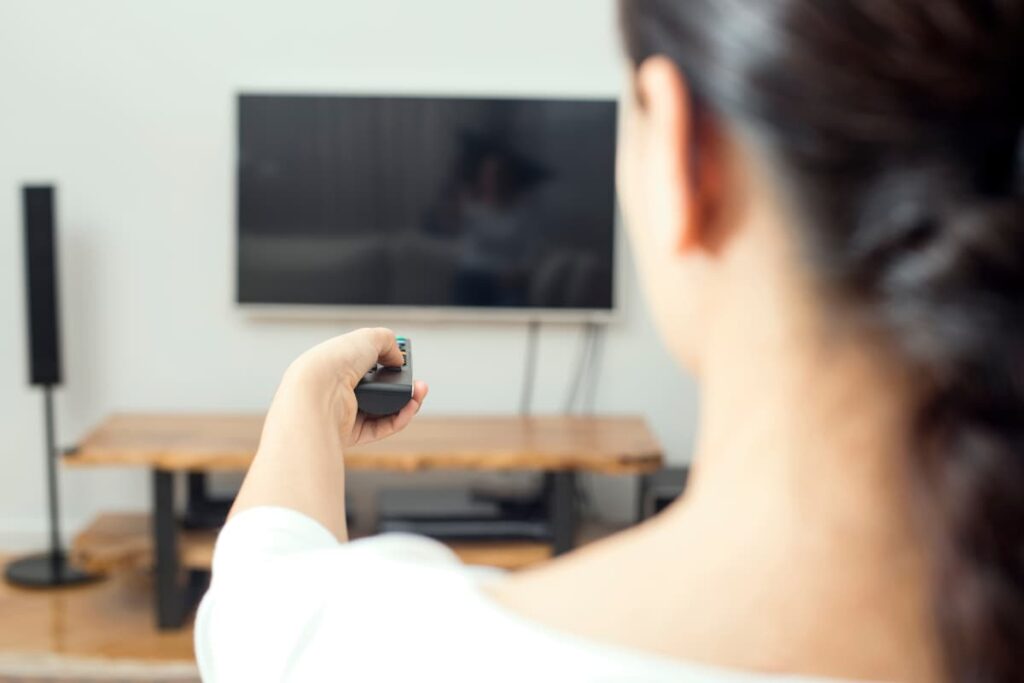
[620,1,1024,680]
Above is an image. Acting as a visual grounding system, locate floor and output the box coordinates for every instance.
[0,559,195,663]
[0,522,625,679]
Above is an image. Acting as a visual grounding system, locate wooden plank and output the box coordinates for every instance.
[446,541,552,569]
[70,513,215,575]
[72,513,558,573]
[67,414,663,474]
[70,512,152,574]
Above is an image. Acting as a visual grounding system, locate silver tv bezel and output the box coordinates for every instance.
[238,301,619,324]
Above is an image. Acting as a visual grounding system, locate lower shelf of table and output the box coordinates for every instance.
[71,513,557,573]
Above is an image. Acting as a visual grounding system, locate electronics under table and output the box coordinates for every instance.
[65,414,664,630]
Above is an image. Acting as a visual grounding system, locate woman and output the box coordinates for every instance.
[196,1,1024,681]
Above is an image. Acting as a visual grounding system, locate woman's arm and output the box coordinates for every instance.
[229,328,429,540]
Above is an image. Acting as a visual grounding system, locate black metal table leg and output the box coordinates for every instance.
[548,471,577,555]
[153,469,184,629]
[184,471,232,530]
[636,473,650,523]
[187,471,207,508]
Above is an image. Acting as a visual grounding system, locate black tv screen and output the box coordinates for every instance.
[237,94,618,314]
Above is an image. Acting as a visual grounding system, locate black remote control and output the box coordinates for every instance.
[355,336,414,416]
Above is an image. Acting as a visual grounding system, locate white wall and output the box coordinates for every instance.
[0,0,698,549]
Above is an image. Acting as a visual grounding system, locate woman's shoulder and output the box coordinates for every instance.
[197,508,863,683]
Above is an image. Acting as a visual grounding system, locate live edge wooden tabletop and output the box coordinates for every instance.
[66,414,664,475]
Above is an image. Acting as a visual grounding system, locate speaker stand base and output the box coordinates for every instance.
[4,552,99,588]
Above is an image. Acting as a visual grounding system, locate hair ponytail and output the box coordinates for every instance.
[621,1,1024,679]
[906,196,1024,679]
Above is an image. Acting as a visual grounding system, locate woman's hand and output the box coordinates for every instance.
[283,327,429,448]
[230,328,428,539]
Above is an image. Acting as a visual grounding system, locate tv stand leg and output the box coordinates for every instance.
[548,472,577,556]
[636,473,649,523]
[153,469,184,629]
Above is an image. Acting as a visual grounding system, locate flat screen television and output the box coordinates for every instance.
[236,94,618,320]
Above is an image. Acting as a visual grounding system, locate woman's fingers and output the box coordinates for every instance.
[377,381,429,438]
[352,381,428,445]
[349,327,403,369]
[303,328,402,387]
[389,381,428,432]
[370,328,405,369]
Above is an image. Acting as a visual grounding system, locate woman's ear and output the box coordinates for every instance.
[635,56,721,254]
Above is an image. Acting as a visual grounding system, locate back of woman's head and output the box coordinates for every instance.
[619,0,1024,679]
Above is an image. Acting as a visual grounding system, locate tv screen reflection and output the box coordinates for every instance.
[237,94,617,311]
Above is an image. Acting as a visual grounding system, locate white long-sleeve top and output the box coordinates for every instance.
[195,507,858,683]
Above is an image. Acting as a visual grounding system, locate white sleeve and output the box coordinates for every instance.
[194,506,460,683]
[192,508,745,683]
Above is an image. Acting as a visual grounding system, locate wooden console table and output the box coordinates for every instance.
[66,414,664,629]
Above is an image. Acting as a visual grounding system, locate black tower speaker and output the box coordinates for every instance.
[5,185,95,588]
[23,186,63,386]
